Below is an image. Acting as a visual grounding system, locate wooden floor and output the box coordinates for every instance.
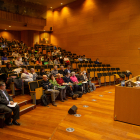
[1,86,140,140]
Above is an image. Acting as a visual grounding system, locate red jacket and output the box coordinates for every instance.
[56,78,64,85]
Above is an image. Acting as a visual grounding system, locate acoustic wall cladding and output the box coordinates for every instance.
[51,0,140,76]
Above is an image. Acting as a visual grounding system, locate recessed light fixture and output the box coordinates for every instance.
[61,3,63,5]
[9,26,11,27]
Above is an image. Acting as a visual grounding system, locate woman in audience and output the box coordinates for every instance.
[70,72,83,93]
[39,67,47,76]
[83,70,96,91]
[21,68,33,86]
[4,63,13,74]
[23,58,29,66]
[49,74,66,102]
[36,58,42,65]
[78,71,88,93]
[48,58,54,65]
[64,55,70,66]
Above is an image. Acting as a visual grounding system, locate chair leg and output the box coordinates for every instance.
[10,83,15,95]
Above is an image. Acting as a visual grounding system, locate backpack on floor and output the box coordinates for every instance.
[74,91,83,98]
[41,94,50,106]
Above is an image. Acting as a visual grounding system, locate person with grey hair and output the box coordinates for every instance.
[0,82,20,126]
[51,65,58,77]
[30,68,38,81]
[15,57,23,67]
[83,70,96,91]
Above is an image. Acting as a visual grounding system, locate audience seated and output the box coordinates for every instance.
[78,71,88,93]
[39,67,47,76]
[58,66,65,76]
[23,58,29,66]
[70,72,83,93]
[30,68,38,81]
[4,63,13,74]
[0,81,20,126]
[15,57,23,67]
[51,65,58,77]
[12,50,19,57]
[49,74,66,102]
[95,58,99,64]
[64,65,71,74]
[2,54,8,60]
[36,58,42,65]
[48,58,54,65]
[54,57,60,65]
[41,75,59,106]
[21,68,33,86]
[64,55,70,66]
[58,73,78,99]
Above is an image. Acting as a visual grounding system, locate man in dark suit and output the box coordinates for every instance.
[64,65,71,75]
[0,82,20,126]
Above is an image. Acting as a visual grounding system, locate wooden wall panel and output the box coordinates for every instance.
[0,30,21,41]
[51,0,140,76]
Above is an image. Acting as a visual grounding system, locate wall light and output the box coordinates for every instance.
[61,3,63,5]
[9,26,11,27]
[50,7,52,9]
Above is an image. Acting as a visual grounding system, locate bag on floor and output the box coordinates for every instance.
[41,94,50,106]
[74,91,83,98]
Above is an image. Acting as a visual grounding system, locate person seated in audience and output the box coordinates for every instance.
[64,55,70,66]
[24,50,29,58]
[63,72,79,99]
[95,58,99,64]
[35,51,40,58]
[41,75,59,106]
[36,58,42,65]
[30,54,36,61]
[4,63,13,74]
[18,49,23,54]
[30,68,38,81]
[82,55,87,61]
[78,71,88,93]
[44,58,49,65]
[83,70,96,91]
[21,68,33,86]
[40,67,47,76]
[15,57,23,67]
[49,74,66,102]
[2,54,8,60]
[56,48,60,54]
[39,55,44,61]
[52,50,57,57]
[54,57,60,65]
[12,50,19,57]
[0,81,20,126]
[48,58,54,65]
[58,66,65,76]
[70,72,83,93]
[64,65,71,74]
[51,65,58,77]
[23,58,29,66]
[78,56,83,61]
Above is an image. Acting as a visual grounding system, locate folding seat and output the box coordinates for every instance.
[28,81,43,104]
[106,64,111,67]
[116,68,120,72]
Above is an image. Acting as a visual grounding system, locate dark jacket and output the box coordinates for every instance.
[58,70,65,76]
[64,69,71,75]
[78,75,85,82]
[0,90,13,105]
[4,67,13,74]
[63,76,73,83]
[41,80,53,90]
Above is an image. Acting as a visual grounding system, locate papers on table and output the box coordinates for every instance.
[7,102,17,108]
[82,81,87,83]
[47,89,54,91]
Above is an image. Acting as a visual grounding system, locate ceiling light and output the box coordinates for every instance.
[9,26,11,27]
[50,7,52,9]
[61,3,63,5]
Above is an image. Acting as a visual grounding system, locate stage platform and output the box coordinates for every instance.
[1,86,140,140]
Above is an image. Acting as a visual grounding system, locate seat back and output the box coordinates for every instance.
[28,81,39,91]
[37,80,43,87]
